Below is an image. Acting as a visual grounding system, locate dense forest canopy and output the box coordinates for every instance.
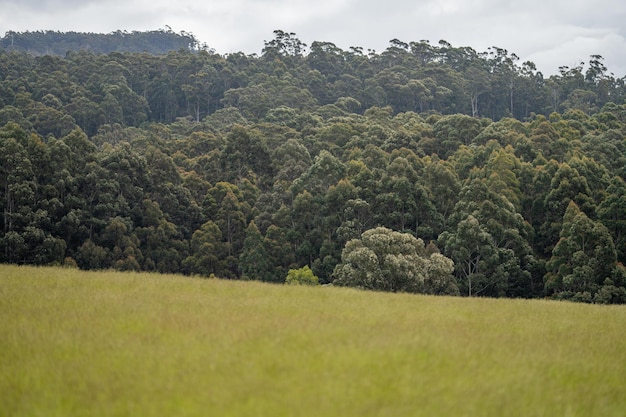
[1,30,625,303]
[0,28,201,56]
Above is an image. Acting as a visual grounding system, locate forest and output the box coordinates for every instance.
[0,30,625,303]
[0,28,200,56]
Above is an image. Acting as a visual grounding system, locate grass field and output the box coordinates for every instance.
[1,264,625,417]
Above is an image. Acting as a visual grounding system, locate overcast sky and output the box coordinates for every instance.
[1,0,625,76]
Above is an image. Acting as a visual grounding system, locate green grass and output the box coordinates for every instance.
[1,264,625,417]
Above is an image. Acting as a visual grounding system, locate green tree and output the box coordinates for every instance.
[76,239,108,270]
[182,66,218,122]
[541,161,596,254]
[0,124,64,264]
[291,150,346,196]
[597,176,626,263]
[439,214,495,296]
[483,146,523,211]
[262,30,307,59]
[423,158,461,229]
[99,216,143,271]
[216,190,247,262]
[221,75,316,120]
[374,157,441,239]
[263,224,296,282]
[545,201,619,301]
[221,125,273,186]
[183,220,227,277]
[439,178,537,297]
[132,199,186,273]
[429,114,484,158]
[285,265,320,286]
[333,227,458,295]
[272,139,312,188]
[239,221,275,282]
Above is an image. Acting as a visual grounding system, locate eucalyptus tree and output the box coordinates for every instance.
[545,201,624,302]
[334,226,458,295]
[597,176,626,263]
[439,177,537,297]
[183,220,227,277]
[239,220,275,282]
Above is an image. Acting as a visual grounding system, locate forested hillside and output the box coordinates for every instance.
[0,28,200,55]
[1,30,625,302]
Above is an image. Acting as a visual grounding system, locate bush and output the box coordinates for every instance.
[285,266,320,286]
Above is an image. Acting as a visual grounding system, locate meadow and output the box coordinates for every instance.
[1,264,625,417]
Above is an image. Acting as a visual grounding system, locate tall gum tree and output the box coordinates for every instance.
[545,201,622,301]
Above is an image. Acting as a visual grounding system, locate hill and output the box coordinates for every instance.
[1,31,626,302]
[1,264,625,416]
[0,28,199,55]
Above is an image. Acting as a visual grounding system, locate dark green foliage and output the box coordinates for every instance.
[545,201,620,301]
[0,31,625,302]
[239,221,275,282]
[0,29,199,55]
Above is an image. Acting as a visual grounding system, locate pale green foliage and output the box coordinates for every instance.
[425,253,459,295]
[333,227,458,295]
[285,265,320,286]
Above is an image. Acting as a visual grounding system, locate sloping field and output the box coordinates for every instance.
[1,264,625,416]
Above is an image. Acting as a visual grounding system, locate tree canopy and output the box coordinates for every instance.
[334,227,458,295]
[1,30,626,303]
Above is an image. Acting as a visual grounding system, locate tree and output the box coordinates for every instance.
[423,158,461,229]
[424,252,459,296]
[439,178,537,297]
[545,201,621,301]
[483,146,523,211]
[0,124,59,264]
[221,75,317,120]
[272,139,312,188]
[541,161,596,254]
[182,66,217,122]
[216,190,247,261]
[597,176,626,263]
[98,216,143,271]
[289,190,323,266]
[429,114,484,158]
[291,150,346,196]
[221,125,273,186]
[333,227,458,295]
[465,62,490,117]
[307,41,345,83]
[263,224,296,282]
[374,157,441,239]
[182,220,226,277]
[132,199,185,273]
[262,30,307,59]
[439,215,495,296]
[239,221,275,282]
[285,265,320,286]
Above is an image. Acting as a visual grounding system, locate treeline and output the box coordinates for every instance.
[1,31,625,303]
[2,29,626,128]
[0,28,200,56]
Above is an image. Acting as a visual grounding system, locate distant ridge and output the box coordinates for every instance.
[0,28,201,55]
